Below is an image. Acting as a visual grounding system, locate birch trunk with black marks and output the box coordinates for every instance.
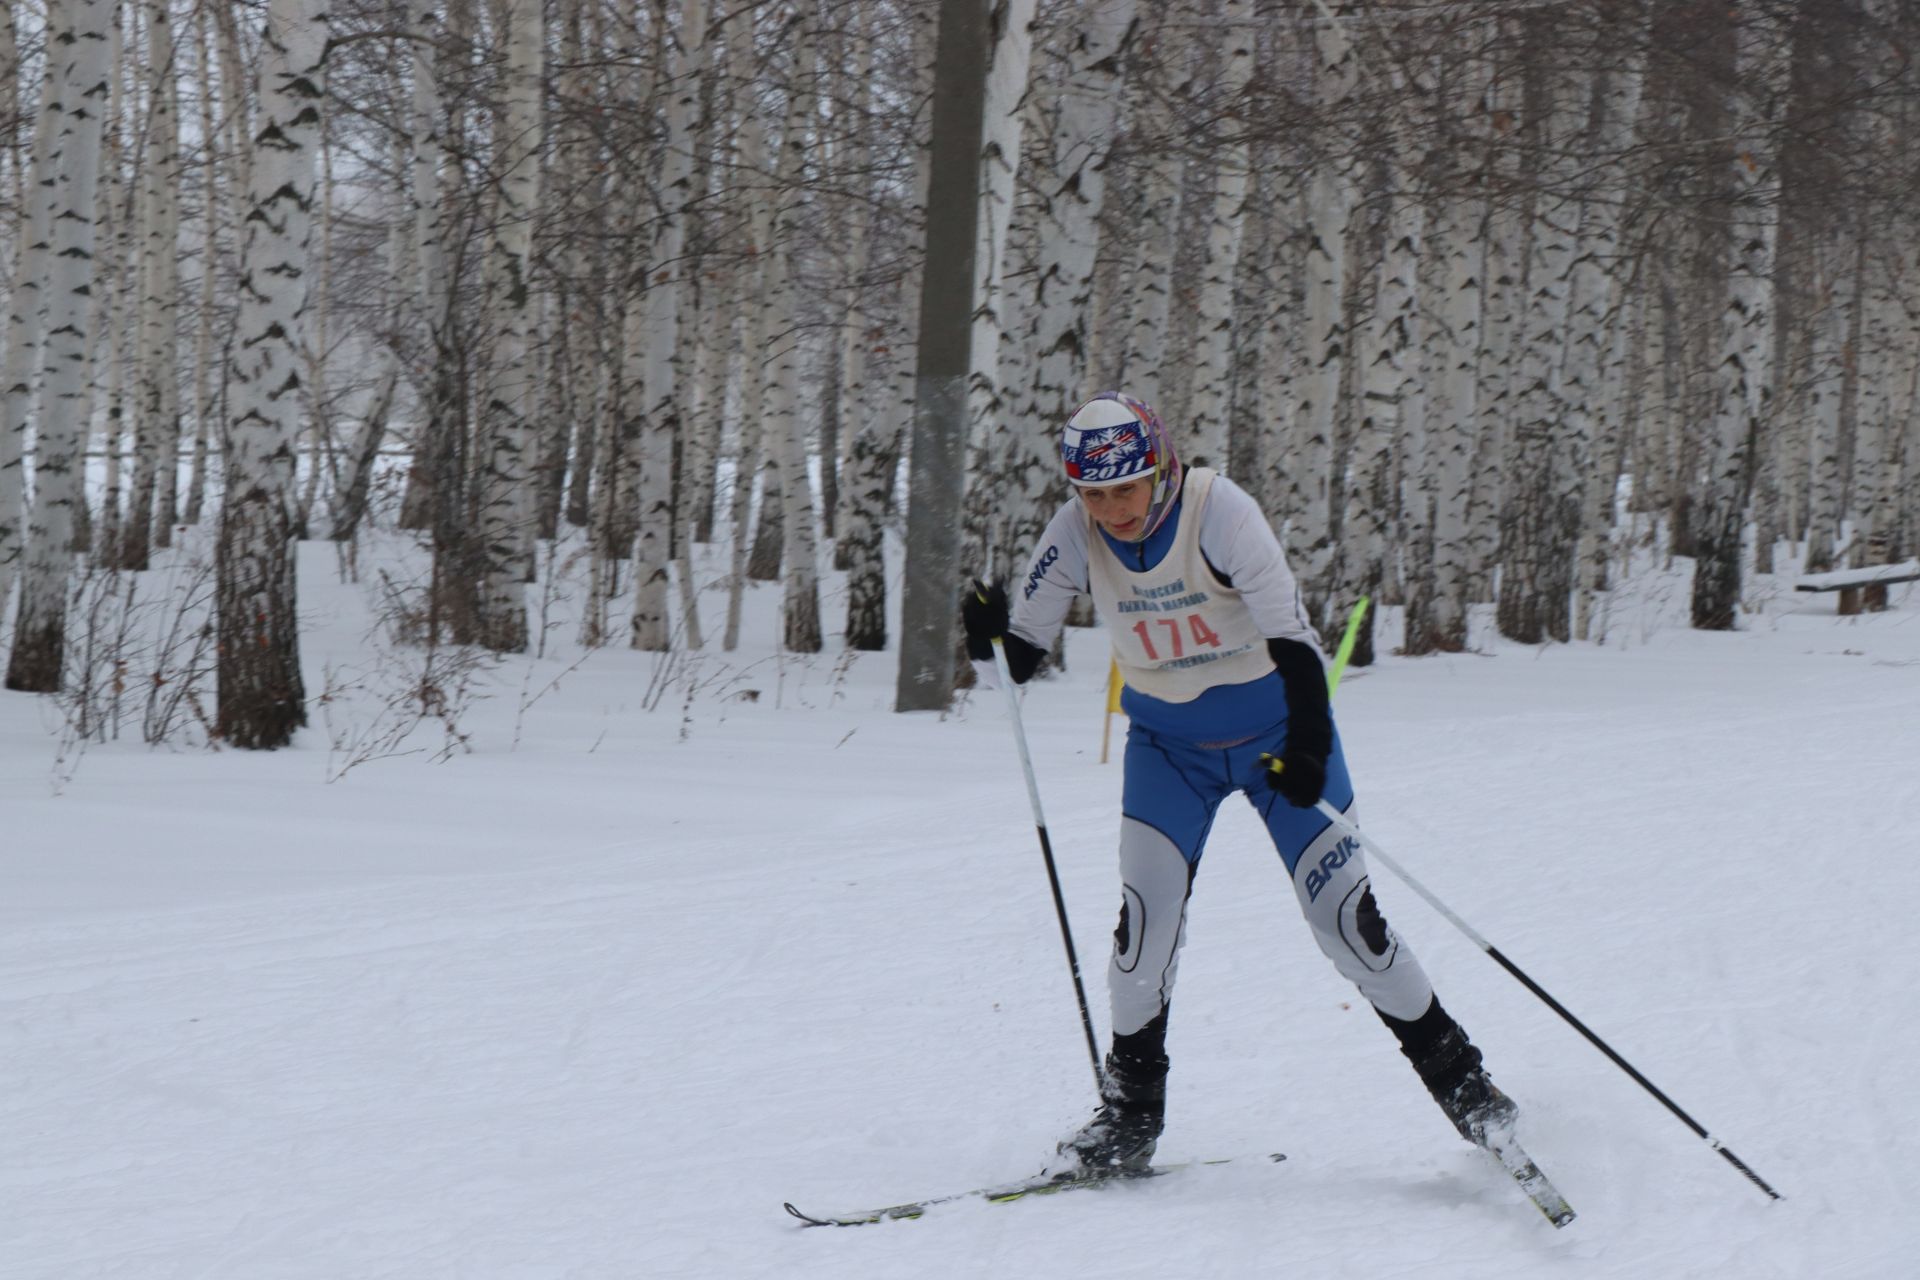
[1693,5,1787,630]
[957,0,1034,581]
[209,0,326,743]
[1182,0,1253,473]
[768,16,821,654]
[1116,12,1189,413]
[719,61,775,651]
[457,0,542,652]
[1497,30,1585,645]
[0,36,60,618]
[1336,117,1419,669]
[1004,0,1138,564]
[1288,5,1359,628]
[841,12,935,650]
[122,0,181,569]
[631,0,704,652]
[6,0,113,692]
[1566,50,1647,640]
[182,4,221,528]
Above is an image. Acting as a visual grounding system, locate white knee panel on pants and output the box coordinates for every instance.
[1287,812,1434,1021]
[1110,816,1194,1038]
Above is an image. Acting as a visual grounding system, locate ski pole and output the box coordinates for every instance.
[1312,799,1783,1203]
[985,620,1104,1093]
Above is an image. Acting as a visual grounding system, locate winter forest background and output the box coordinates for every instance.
[1,0,1918,750]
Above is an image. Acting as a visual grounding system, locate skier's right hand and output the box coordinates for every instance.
[1260,751,1327,809]
[961,580,1009,662]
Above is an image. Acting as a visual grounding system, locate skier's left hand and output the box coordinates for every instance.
[1260,751,1325,809]
[961,580,1010,661]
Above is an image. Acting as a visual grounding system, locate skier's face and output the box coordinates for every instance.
[1077,479,1152,540]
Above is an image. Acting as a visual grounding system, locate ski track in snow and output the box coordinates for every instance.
[4,552,1918,1279]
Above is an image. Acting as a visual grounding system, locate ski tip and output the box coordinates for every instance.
[784,1202,829,1227]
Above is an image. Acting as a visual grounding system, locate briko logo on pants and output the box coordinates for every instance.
[1304,835,1361,903]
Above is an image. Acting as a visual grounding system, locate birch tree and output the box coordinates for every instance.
[0,39,60,618]
[1566,40,1648,639]
[212,0,327,744]
[121,0,181,570]
[631,0,705,652]
[1115,13,1190,414]
[1183,0,1254,472]
[1693,3,1788,630]
[1336,102,1420,667]
[956,0,1034,582]
[1405,31,1491,656]
[182,3,222,527]
[767,14,822,653]
[719,56,776,652]
[1287,3,1360,628]
[6,0,114,693]
[842,10,937,650]
[1003,0,1138,563]
[1497,23,1586,644]
[459,0,543,653]
[1801,258,1849,573]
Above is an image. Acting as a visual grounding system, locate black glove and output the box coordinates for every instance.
[961,580,1009,662]
[1260,751,1326,809]
[1261,637,1334,808]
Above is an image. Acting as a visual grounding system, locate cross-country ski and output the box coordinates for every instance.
[784,1153,1287,1227]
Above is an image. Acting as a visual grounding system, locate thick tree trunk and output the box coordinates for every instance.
[6,0,113,692]
[1004,0,1138,565]
[1183,0,1253,473]
[631,0,705,652]
[1412,34,1492,655]
[1693,7,1787,630]
[720,70,777,651]
[956,0,1034,580]
[1116,14,1189,413]
[767,18,822,655]
[457,0,543,653]
[0,38,60,616]
[211,0,327,744]
[1289,7,1359,629]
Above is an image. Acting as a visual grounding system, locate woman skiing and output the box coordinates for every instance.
[961,391,1515,1175]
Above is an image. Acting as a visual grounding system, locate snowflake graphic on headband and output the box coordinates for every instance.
[1063,423,1154,482]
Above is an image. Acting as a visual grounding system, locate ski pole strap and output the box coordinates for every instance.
[1313,801,1783,1203]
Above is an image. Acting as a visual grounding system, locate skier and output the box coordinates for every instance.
[962,391,1516,1177]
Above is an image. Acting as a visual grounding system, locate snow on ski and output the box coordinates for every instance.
[784,1153,1287,1227]
[1479,1128,1576,1228]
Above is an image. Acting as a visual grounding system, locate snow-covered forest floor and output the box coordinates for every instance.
[4,529,1917,1279]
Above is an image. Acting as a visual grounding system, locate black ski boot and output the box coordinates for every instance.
[1051,1055,1166,1177]
[1382,999,1518,1145]
[1415,1024,1517,1144]
[1435,1061,1518,1145]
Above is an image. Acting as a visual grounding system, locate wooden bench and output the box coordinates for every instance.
[1794,560,1920,615]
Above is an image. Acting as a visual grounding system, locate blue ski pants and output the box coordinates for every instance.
[1109,721,1437,1037]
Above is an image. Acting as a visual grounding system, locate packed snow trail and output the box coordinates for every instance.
[4,549,1917,1279]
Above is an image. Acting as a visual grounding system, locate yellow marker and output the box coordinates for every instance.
[1100,660,1124,764]
[1328,596,1370,695]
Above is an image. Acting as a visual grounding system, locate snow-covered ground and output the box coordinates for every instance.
[4,535,1918,1279]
